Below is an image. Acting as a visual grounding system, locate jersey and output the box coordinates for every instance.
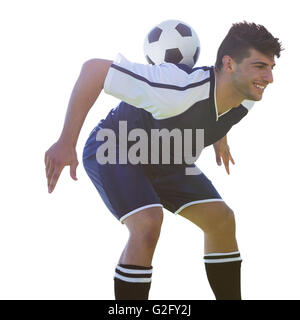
[98,54,255,166]
[82,54,255,220]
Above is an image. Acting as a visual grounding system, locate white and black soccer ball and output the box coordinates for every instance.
[143,20,200,68]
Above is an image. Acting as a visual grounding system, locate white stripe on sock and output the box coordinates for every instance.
[204,251,240,257]
[204,251,242,264]
[114,273,152,283]
[204,256,242,263]
[116,265,153,275]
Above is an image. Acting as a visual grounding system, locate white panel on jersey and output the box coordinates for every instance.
[104,54,211,119]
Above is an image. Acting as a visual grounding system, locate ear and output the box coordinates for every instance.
[222,55,235,72]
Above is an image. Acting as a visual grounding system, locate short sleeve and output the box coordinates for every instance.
[104,54,211,119]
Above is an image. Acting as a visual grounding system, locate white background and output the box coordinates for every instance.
[0,0,299,300]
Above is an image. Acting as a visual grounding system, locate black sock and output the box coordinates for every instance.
[114,264,153,300]
[204,251,242,300]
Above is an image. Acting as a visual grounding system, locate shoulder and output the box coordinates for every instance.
[109,54,212,88]
[83,58,113,74]
[104,54,215,120]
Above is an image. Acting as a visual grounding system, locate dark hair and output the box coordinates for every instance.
[215,21,283,71]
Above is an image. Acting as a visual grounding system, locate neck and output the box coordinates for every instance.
[215,69,244,115]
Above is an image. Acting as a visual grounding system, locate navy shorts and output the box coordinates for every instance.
[82,126,222,223]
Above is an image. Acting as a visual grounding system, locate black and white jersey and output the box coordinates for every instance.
[100,54,254,165]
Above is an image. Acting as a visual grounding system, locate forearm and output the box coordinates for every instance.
[59,59,112,147]
[213,134,227,148]
[218,134,227,144]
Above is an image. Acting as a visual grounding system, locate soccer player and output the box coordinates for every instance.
[44,22,282,300]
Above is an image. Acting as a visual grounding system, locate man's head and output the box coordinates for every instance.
[215,22,283,101]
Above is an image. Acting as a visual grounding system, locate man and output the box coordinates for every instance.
[44,22,282,300]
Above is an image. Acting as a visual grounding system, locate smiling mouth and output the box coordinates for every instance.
[253,83,266,92]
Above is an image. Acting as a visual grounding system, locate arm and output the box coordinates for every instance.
[59,59,113,146]
[213,135,235,175]
[44,59,112,193]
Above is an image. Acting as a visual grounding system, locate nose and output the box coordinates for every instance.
[263,69,273,84]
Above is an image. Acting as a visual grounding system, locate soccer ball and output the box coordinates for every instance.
[143,20,200,68]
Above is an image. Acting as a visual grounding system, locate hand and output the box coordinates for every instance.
[213,137,235,175]
[44,140,79,193]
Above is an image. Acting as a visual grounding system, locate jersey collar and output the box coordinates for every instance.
[211,67,234,121]
[209,67,219,122]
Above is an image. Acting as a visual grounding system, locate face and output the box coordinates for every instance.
[229,48,275,101]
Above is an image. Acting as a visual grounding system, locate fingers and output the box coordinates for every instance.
[45,153,51,189]
[70,161,79,181]
[47,160,54,183]
[229,153,235,165]
[48,163,63,193]
[216,154,222,166]
[221,154,230,175]
[225,162,230,175]
[221,151,233,175]
[45,153,61,193]
[45,154,79,193]
[214,144,235,175]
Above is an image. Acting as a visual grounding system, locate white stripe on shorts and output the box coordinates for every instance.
[120,204,163,223]
[174,199,224,215]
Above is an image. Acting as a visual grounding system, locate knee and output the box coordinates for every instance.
[125,208,163,245]
[136,211,163,243]
[208,205,236,236]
